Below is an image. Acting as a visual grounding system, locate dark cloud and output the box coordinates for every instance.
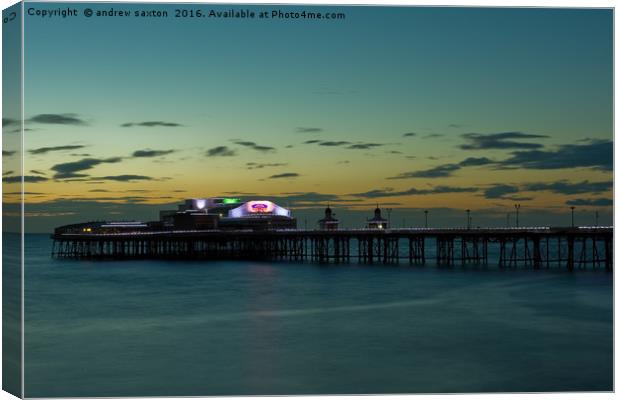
[448,124,463,128]
[296,127,323,133]
[30,170,46,175]
[236,141,260,146]
[523,180,612,195]
[29,145,86,155]
[566,198,613,206]
[206,146,236,157]
[89,189,110,193]
[121,121,182,128]
[350,186,478,198]
[387,139,612,182]
[388,139,610,182]
[55,175,91,181]
[3,170,14,176]
[497,140,612,171]
[388,164,460,179]
[132,149,175,158]
[347,143,384,150]
[285,145,294,149]
[28,113,86,125]
[3,150,16,156]
[303,140,385,150]
[386,156,497,180]
[387,150,403,154]
[403,132,416,137]
[94,175,154,182]
[233,140,276,152]
[251,145,274,152]
[246,162,288,170]
[5,127,34,134]
[2,175,49,183]
[51,157,123,179]
[3,118,18,127]
[320,141,350,147]
[268,172,300,179]
[460,132,549,150]
[458,157,495,167]
[423,133,445,139]
[483,184,521,199]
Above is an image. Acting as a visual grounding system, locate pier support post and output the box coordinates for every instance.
[605,236,612,272]
[567,235,574,271]
[532,236,541,269]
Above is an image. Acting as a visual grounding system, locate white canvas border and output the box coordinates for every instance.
[0,0,615,399]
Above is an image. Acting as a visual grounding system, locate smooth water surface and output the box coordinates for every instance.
[23,234,612,396]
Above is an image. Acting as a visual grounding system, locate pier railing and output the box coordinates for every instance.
[51,227,613,271]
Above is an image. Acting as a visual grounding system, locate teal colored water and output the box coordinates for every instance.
[22,233,612,397]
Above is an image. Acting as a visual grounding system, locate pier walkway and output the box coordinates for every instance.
[51,226,613,271]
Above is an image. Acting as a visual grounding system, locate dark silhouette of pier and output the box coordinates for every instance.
[51,227,613,271]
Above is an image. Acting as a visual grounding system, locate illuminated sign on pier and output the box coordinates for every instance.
[229,200,291,218]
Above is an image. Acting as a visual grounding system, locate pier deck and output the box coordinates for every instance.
[51,227,613,271]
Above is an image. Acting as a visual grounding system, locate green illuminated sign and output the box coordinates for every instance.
[222,198,240,204]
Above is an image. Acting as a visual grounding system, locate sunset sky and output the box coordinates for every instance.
[2,4,613,232]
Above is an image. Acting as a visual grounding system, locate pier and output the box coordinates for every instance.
[51,227,613,271]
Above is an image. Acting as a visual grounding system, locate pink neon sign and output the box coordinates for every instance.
[246,201,275,213]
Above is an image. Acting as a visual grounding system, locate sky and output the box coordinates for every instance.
[2,3,613,232]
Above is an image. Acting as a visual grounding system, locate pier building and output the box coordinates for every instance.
[159,197,242,227]
[367,205,388,229]
[318,205,339,230]
[53,221,150,235]
[221,200,296,230]
[55,198,296,234]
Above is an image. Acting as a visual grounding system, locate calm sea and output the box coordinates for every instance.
[15,233,613,397]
